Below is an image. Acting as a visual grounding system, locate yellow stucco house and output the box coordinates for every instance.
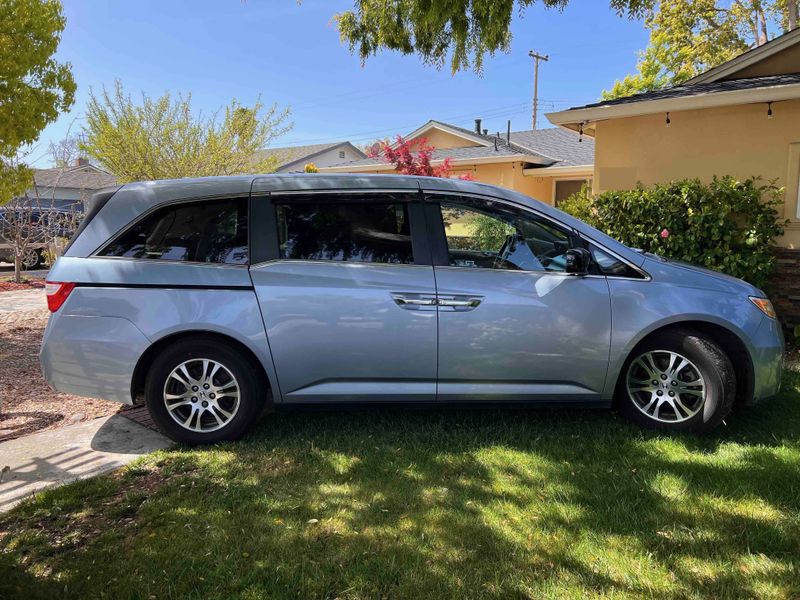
[319,119,594,206]
[546,27,800,251]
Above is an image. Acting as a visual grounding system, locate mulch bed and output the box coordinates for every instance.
[0,312,122,442]
[0,279,46,292]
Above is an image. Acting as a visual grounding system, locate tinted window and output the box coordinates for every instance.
[276,199,413,264]
[590,245,643,278]
[101,198,248,264]
[439,198,573,272]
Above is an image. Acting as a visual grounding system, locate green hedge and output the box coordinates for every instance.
[558,177,785,289]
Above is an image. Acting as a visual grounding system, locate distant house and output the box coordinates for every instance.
[253,141,366,173]
[29,159,117,211]
[546,27,800,250]
[318,120,593,206]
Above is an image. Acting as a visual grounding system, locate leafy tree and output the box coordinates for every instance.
[604,0,799,99]
[370,136,456,176]
[335,0,653,74]
[81,81,291,182]
[0,0,76,203]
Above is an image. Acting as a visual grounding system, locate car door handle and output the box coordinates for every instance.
[392,293,437,310]
[438,298,481,307]
[437,296,483,311]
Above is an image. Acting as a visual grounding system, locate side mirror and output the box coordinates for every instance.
[565,248,591,275]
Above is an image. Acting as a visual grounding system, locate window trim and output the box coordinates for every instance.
[423,190,649,280]
[264,191,429,267]
[93,194,250,266]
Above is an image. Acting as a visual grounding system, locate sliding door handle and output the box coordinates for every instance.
[394,296,436,306]
[392,293,437,310]
[438,298,482,308]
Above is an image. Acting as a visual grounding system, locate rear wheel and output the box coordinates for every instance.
[617,329,735,433]
[145,338,265,444]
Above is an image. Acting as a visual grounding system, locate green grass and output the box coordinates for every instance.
[2,364,799,600]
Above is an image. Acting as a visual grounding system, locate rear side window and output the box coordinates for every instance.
[276,200,413,264]
[101,198,248,264]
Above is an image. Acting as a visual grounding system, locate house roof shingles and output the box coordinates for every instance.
[564,72,800,112]
[332,121,592,169]
[509,128,594,167]
[253,141,363,170]
[33,165,117,190]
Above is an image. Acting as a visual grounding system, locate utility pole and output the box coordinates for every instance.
[528,50,549,129]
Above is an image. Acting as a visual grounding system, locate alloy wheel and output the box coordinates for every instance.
[163,358,240,433]
[21,249,39,269]
[626,350,706,423]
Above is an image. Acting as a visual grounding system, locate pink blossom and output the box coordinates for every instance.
[660,228,670,239]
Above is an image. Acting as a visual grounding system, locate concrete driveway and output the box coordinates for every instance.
[0,414,172,512]
[0,288,46,314]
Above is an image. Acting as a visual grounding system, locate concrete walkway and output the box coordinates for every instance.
[0,288,46,314]
[0,414,172,512]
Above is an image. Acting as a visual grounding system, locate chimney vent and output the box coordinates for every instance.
[474,118,482,134]
[482,129,488,136]
[73,157,89,167]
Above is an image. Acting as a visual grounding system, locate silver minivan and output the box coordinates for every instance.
[40,175,784,443]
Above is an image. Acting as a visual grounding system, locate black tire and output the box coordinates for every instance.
[145,337,265,444]
[617,328,736,434]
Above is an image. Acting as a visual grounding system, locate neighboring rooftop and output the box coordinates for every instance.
[253,141,366,172]
[323,120,593,171]
[32,161,117,190]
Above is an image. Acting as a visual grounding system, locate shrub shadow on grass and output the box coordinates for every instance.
[2,366,799,599]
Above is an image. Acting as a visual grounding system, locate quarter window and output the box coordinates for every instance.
[276,198,414,264]
[438,198,573,272]
[101,198,248,264]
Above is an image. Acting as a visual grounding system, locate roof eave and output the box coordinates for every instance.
[404,120,492,148]
[277,141,366,172]
[546,82,800,127]
[522,164,594,177]
[319,153,553,173]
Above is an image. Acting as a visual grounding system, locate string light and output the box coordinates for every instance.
[665,112,671,128]
[767,102,773,119]
[578,122,584,143]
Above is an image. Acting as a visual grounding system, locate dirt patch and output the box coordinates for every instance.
[0,313,121,442]
[0,467,167,558]
[0,279,46,292]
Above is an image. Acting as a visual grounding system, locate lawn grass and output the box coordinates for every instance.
[2,362,799,599]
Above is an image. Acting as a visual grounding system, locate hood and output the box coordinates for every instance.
[642,253,765,297]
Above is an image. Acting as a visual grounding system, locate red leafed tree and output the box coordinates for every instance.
[369,136,474,180]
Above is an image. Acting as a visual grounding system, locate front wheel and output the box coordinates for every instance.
[145,338,265,444]
[617,329,736,433]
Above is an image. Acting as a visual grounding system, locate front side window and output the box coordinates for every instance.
[101,197,248,264]
[438,197,573,272]
[276,197,413,264]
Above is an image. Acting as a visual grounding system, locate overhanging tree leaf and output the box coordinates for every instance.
[335,0,654,74]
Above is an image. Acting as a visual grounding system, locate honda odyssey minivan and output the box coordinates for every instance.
[40,175,784,443]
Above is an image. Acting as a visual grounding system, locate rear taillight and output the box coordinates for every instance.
[45,281,76,312]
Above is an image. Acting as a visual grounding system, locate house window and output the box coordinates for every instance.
[338,150,346,159]
[554,179,589,206]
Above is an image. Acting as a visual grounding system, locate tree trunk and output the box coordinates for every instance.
[789,0,799,31]
[758,8,768,45]
[13,253,22,284]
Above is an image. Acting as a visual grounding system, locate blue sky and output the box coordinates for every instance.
[32,0,650,166]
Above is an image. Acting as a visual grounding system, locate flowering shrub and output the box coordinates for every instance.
[558,177,785,288]
[369,136,473,180]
